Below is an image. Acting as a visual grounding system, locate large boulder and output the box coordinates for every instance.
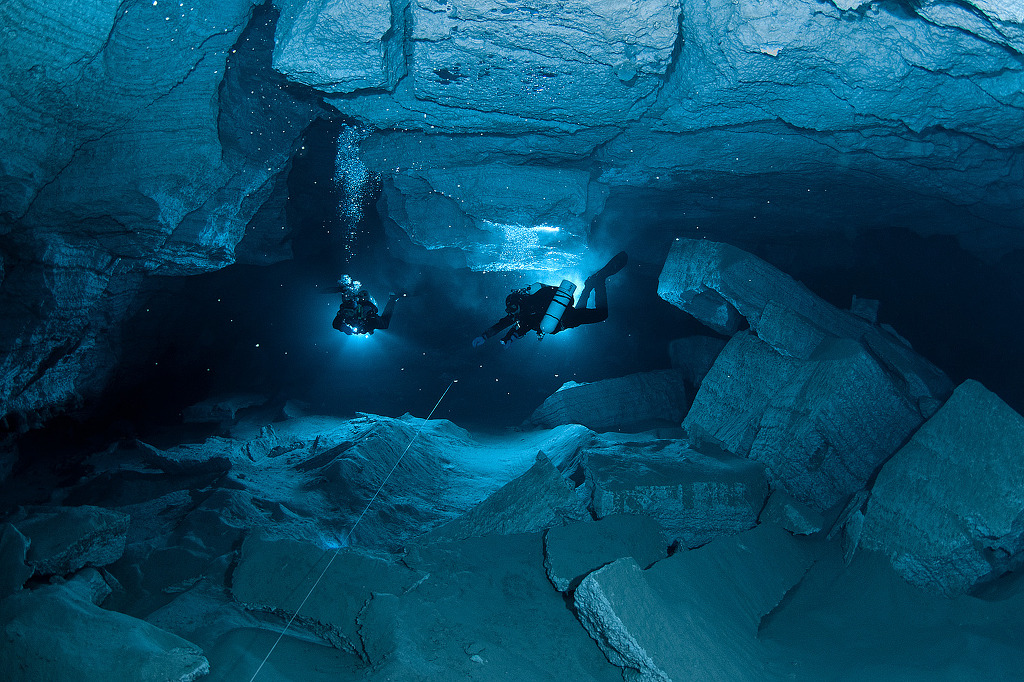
[528,369,689,433]
[861,380,1024,595]
[580,438,769,548]
[11,505,129,577]
[574,524,815,682]
[684,332,925,512]
[658,238,952,408]
[424,452,588,543]
[374,533,624,680]
[0,578,208,681]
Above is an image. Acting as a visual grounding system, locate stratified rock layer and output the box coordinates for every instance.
[685,332,926,512]
[273,0,406,92]
[660,239,953,512]
[0,3,321,426]
[528,370,688,433]
[862,380,1024,595]
[323,0,1024,269]
[581,438,769,548]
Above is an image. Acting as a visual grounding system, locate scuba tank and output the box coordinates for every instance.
[538,280,576,335]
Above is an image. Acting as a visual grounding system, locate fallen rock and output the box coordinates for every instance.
[12,505,129,577]
[0,524,31,599]
[657,238,952,405]
[861,380,1024,595]
[544,515,667,592]
[574,524,815,682]
[581,438,769,548]
[424,452,587,542]
[63,566,114,606]
[0,580,208,681]
[528,369,689,433]
[684,332,925,512]
[668,335,728,388]
[759,490,824,537]
[231,535,425,655]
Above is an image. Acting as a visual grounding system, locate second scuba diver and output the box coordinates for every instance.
[472,251,628,347]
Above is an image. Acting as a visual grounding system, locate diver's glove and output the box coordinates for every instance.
[471,336,486,348]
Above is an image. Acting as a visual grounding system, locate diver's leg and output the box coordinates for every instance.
[592,275,608,318]
[561,287,607,329]
[591,251,628,282]
[377,295,400,329]
[578,251,627,309]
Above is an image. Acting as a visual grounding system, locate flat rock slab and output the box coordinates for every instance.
[582,438,768,548]
[685,332,924,512]
[862,380,1024,595]
[385,533,623,681]
[574,524,815,682]
[231,535,425,654]
[0,581,208,681]
[544,514,668,592]
[425,452,587,542]
[12,505,129,576]
[528,369,689,433]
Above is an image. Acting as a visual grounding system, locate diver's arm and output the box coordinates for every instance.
[473,315,515,346]
[481,315,515,340]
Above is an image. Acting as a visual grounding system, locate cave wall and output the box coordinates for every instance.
[0,1,322,427]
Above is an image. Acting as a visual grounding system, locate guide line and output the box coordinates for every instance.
[249,378,457,681]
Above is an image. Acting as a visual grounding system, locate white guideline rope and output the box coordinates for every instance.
[249,379,456,681]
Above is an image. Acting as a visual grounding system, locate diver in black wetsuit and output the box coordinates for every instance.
[331,276,401,335]
[472,251,628,347]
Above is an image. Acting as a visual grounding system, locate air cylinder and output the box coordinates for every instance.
[539,280,577,335]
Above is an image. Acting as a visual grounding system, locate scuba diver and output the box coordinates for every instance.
[331,275,401,335]
[472,251,628,347]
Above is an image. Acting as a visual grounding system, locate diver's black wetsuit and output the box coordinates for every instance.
[333,294,399,335]
[475,252,624,346]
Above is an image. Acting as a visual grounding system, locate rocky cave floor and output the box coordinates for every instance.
[3,239,1024,681]
[2,403,1023,682]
